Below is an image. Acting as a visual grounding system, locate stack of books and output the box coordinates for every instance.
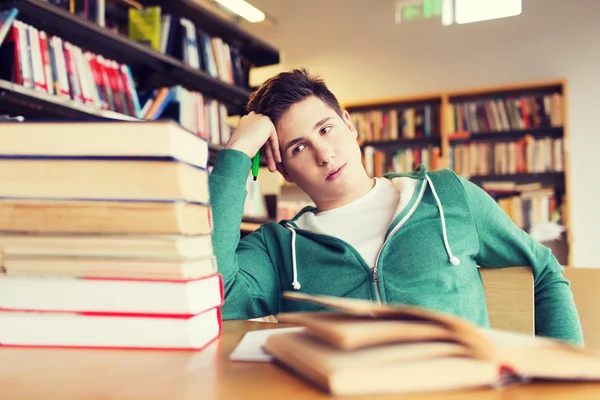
[0,120,223,350]
[262,292,600,396]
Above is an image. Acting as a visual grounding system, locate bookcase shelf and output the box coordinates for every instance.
[339,79,571,264]
[1,0,262,113]
[362,136,442,150]
[0,79,139,121]
[469,172,565,190]
[449,127,563,143]
[0,81,263,167]
[141,0,279,67]
[0,0,280,238]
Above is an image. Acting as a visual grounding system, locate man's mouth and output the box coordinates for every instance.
[326,164,346,181]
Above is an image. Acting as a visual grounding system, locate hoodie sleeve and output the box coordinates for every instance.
[455,174,583,346]
[208,149,280,320]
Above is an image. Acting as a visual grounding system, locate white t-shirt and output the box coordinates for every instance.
[312,178,401,269]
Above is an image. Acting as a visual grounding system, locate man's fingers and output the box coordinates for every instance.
[269,127,282,164]
[264,142,277,173]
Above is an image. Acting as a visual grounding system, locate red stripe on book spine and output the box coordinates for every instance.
[0,334,221,351]
[0,305,222,319]
[79,273,222,284]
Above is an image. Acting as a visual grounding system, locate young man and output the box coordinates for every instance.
[208,69,583,345]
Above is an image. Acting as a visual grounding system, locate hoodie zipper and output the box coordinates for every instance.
[372,180,428,304]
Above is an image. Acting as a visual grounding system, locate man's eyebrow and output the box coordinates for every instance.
[284,137,305,152]
[313,117,332,131]
[283,117,333,152]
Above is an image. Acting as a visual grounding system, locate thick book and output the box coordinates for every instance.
[0,120,209,169]
[0,273,223,315]
[1,254,218,281]
[0,306,221,350]
[263,292,600,397]
[0,233,214,259]
[0,158,208,203]
[0,199,212,235]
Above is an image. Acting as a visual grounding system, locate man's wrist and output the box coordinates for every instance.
[211,148,253,183]
[224,141,253,159]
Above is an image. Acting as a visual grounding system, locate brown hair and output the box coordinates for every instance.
[246,68,343,127]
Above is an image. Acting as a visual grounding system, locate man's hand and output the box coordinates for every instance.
[225,112,282,173]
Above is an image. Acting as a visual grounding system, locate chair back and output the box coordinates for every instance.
[563,267,600,351]
[479,266,534,335]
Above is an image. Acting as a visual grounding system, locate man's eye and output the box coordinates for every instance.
[321,126,332,134]
[292,144,306,155]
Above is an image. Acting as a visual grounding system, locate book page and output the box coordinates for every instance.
[228,327,304,362]
[478,328,554,349]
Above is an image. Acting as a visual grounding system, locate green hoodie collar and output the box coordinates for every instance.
[282,164,429,228]
[383,164,428,180]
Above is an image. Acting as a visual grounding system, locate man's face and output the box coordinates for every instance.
[276,96,365,206]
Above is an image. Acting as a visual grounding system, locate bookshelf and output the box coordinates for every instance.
[0,78,138,120]
[0,0,279,139]
[343,79,570,265]
[142,0,279,66]
[1,0,274,114]
[346,96,443,177]
[0,0,280,228]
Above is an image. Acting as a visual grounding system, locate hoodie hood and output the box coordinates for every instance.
[280,164,461,291]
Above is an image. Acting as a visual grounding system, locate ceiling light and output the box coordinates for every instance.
[214,0,266,23]
[444,0,522,26]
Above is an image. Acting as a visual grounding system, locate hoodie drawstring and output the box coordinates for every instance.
[425,174,461,266]
[286,224,302,290]
[284,174,460,292]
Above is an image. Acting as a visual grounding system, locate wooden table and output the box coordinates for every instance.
[1,321,600,399]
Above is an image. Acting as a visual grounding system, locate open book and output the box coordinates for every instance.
[263,292,600,397]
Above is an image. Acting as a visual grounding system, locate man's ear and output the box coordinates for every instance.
[276,162,294,183]
[342,110,358,139]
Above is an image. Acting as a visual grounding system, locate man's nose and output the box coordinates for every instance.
[314,142,335,166]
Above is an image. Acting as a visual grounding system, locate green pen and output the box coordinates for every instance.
[252,151,260,181]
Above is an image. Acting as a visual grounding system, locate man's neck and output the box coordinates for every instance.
[314,176,376,212]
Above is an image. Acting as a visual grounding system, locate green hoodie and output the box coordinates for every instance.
[209,149,583,346]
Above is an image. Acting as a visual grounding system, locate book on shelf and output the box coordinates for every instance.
[0,7,18,45]
[475,180,566,239]
[449,136,564,177]
[42,1,251,87]
[124,4,249,88]
[45,0,106,27]
[0,15,141,117]
[263,291,600,397]
[446,93,563,134]
[348,101,442,175]
[0,0,279,123]
[128,5,161,51]
[0,8,236,145]
[445,84,569,257]
[349,104,440,142]
[0,120,222,350]
[363,145,441,177]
